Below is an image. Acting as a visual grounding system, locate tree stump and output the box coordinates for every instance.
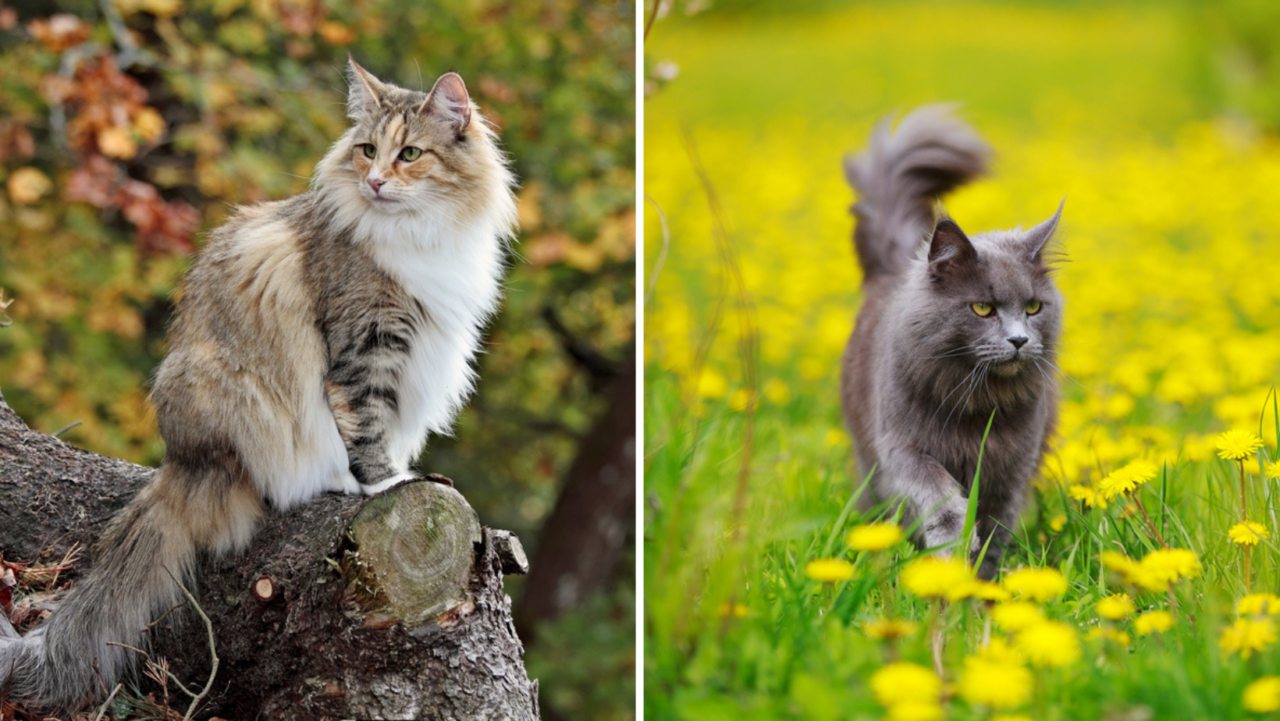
[0,387,540,719]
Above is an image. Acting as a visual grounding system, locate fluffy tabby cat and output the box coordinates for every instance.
[0,59,517,710]
[841,106,1062,580]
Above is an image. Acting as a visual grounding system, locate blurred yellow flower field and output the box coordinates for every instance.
[646,75,1280,482]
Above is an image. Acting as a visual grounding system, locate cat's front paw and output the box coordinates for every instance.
[328,470,364,496]
[921,497,970,553]
[361,471,417,496]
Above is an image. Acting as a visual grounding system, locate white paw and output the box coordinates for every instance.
[362,471,417,496]
[328,470,363,496]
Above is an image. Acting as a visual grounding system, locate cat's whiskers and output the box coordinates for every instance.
[1036,356,1093,393]
[942,359,988,431]
[929,362,984,427]
[911,343,983,361]
[931,361,988,427]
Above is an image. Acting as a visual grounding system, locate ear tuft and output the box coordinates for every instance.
[423,72,471,134]
[927,218,977,280]
[1025,199,1064,263]
[347,58,387,119]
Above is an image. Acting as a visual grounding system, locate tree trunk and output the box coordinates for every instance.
[0,387,540,720]
[515,354,636,639]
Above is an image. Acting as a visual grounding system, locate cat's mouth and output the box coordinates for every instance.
[989,355,1029,377]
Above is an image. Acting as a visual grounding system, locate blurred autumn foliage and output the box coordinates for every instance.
[0,0,634,716]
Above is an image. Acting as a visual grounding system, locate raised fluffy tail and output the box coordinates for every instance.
[843,105,990,278]
[0,463,260,711]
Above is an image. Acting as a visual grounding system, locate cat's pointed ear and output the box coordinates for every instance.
[927,219,977,281]
[1025,199,1064,263]
[423,72,471,134]
[347,58,388,119]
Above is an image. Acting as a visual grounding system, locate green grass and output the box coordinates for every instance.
[645,368,1280,719]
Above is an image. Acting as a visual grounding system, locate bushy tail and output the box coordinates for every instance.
[0,463,259,712]
[843,105,990,278]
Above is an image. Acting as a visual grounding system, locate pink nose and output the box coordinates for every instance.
[368,178,386,193]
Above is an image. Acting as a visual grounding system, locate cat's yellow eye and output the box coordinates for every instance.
[360,144,376,159]
[1026,300,1042,315]
[971,302,994,317]
[399,147,423,162]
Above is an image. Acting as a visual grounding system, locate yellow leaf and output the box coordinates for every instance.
[133,107,166,142]
[317,21,356,45]
[139,0,182,17]
[516,181,543,231]
[7,167,52,204]
[98,126,138,160]
[563,239,605,273]
[113,0,180,16]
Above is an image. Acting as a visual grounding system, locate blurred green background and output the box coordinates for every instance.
[0,0,634,718]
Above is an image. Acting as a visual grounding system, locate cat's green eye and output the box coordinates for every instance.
[971,302,994,317]
[399,147,423,162]
[360,144,376,159]
[1026,300,1042,315]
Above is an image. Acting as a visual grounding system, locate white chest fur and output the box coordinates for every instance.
[359,212,506,472]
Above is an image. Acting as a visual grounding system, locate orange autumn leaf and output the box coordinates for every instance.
[132,107,166,143]
[97,126,138,160]
[317,20,356,45]
[7,167,52,204]
[27,14,90,52]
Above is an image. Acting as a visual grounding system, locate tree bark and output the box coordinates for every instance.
[0,387,540,720]
[515,354,636,639]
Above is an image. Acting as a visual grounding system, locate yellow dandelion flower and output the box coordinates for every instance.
[886,701,944,721]
[1134,610,1176,636]
[1068,484,1107,509]
[805,558,855,582]
[1098,460,1159,501]
[762,378,790,405]
[1237,593,1280,616]
[991,601,1045,633]
[901,556,972,599]
[1215,430,1264,461]
[864,617,919,640]
[957,579,1013,603]
[728,388,754,412]
[1101,550,1166,592]
[717,602,748,619]
[823,428,848,448]
[1228,521,1270,546]
[696,367,728,399]
[1002,566,1069,602]
[1085,626,1132,646]
[1049,514,1067,533]
[1139,548,1201,588]
[978,636,1023,664]
[1096,593,1136,620]
[869,662,941,708]
[1014,620,1082,668]
[1265,460,1280,479]
[958,654,1032,709]
[1244,676,1280,713]
[1100,550,1140,575]
[847,522,904,552]
[1220,617,1277,659]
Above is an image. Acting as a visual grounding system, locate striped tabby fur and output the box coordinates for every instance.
[0,59,516,710]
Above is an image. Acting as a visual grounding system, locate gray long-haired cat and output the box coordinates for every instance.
[841,106,1062,580]
[0,60,517,711]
